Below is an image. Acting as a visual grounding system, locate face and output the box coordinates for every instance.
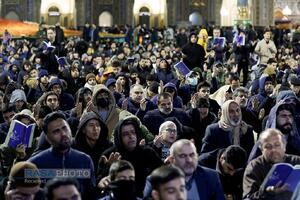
[52,84,62,95]
[276,110,293,134]
[83,91,92,103]
[15,100,25,111]
[291,84,300,95]
[159,60,167,69]
[117,76,126,86]
[228,102,241,125]
[158,97,173,115]
[198,87,210,99]
[220,155,236,176]
[40,76,49,84]
[52,185,81,200]
[198,107,209,119]
[264,31,271,41]
[230,80,240,91]
[152,177,186,200]
[3,111,15,124]
[46,95,59,110]
[83,119,101,142]
[264,81,274,95]
[30,70,38,78]
[172,144,198,176]
[46,118,72,151]
[115,169,135,181]
[71,68,79,78]
[213,29,221,38]
[261,133,285,163]
[47,29,56,42]
[234,92,248,108]
[87,78,96,86]
[121,124,137,152]
[160,123,177,144]
[130,86,144,103]
[190,35,197,43]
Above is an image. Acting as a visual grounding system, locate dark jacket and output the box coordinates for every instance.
[97,118,162,197]
[243,154,300,200]
[73,112,112,172]
[143,165,225,200]
[28,147,96,199]
[201,122,254,164]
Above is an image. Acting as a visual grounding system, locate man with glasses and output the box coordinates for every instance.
[243,128,300,200]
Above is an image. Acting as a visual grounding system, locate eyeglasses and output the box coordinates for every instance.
[164,128,177,133]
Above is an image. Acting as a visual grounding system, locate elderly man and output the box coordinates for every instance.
[201,100,254,163]
[243,128,300,200]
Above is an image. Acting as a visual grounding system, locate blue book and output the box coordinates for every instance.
[56,56,68,67]
[174,61,192,77]
[213,37,225,47]
[261,163,300,192]
[42,41,55,52]
[236,35,245,46]
[4,120,36,148]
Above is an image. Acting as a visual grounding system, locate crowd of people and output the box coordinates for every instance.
[0,21,300,200]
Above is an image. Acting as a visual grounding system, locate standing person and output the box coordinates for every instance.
[292,24,300,55]
[28,112,96,199]
[182,32,206,70]
[254,28,277,76]
[243,128,300,200]
[55,23,65,45]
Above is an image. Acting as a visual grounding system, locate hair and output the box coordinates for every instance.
[276,103,294,116]
[36,105,53,119]
[2,104,17,114]
[229,74,240,83]
[170,139,196,157]
[159,121,176,133]
[196,97,210,108]
[47,26,56,33]
[44,91,59,104]
[232,87,249,98]
[197,81,211,92]
[42,111,67,134]
[258,128,287,149]
[222,145,247,169]
[45,178,79,200]
[157,92,173,104]
[150,165,185,190]
[109,160,135,181]
[9,161,41,188]
[267,58,277,64]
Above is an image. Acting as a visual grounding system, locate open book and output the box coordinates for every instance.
[235,35,245,46]
[174,61,192,78]
[55,55,69,67]
[261,163,300,192]
[4,120,36,148]
[42,41,55,52]
[213,37,226,48]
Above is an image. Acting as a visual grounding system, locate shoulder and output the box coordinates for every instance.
[28,148,51,162]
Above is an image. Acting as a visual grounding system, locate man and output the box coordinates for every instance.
[151,121,178,161]
[233,87,261,133]
[201,100,254,162]
[254,28,277,73]
[169,139,224,200]
[48,78,75,111]
[87,84,121,138]
[249,102,300,161]
[0,105,16,144]
[3,162,43,200]
[28,111,96,199]
[27,69,49,104]
[45,178,81,200]
[199,145,247,200]
[207,27,226,62]
[100,160,141,200]
[289,74,300,99]
[292,24,300,55]
[243,128,300,200]
[43,91,60,111]
[142,92,191,135]
[196,81,220,116]
[97,118,162,197]
[150,165,186,200]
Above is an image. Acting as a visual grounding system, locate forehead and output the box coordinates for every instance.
[163,123,176,129]
[277,109,292,116]
[86,119,100,125]
[262,134,282,144]
[159,97,172,103]
[176,143,195,154]
[47,94,58,100]
[228,102,239,109]
[121,124,135,132]
[48,118,67,130]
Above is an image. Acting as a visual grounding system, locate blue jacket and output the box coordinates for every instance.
[28,147,96,199]
[143,165,225,200]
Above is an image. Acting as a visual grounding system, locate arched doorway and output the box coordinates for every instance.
[48,6,60,25]
[5,11,19,20]
[189,11,203,25]
[139,7,150,27]
[99,11,113,27]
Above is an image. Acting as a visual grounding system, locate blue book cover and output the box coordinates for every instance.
[236,35,245,46]
[174,61,191,77]
[42,41,55,52]
[261,163,300,192]
[4,120,36,148]
[56,56,68,67]
[214,37,225,47]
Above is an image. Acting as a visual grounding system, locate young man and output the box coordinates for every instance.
[150,165,186,200]
[45,178,81,200]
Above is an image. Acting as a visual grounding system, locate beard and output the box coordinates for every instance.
[53,137,72,151]
[277,123,292,135]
